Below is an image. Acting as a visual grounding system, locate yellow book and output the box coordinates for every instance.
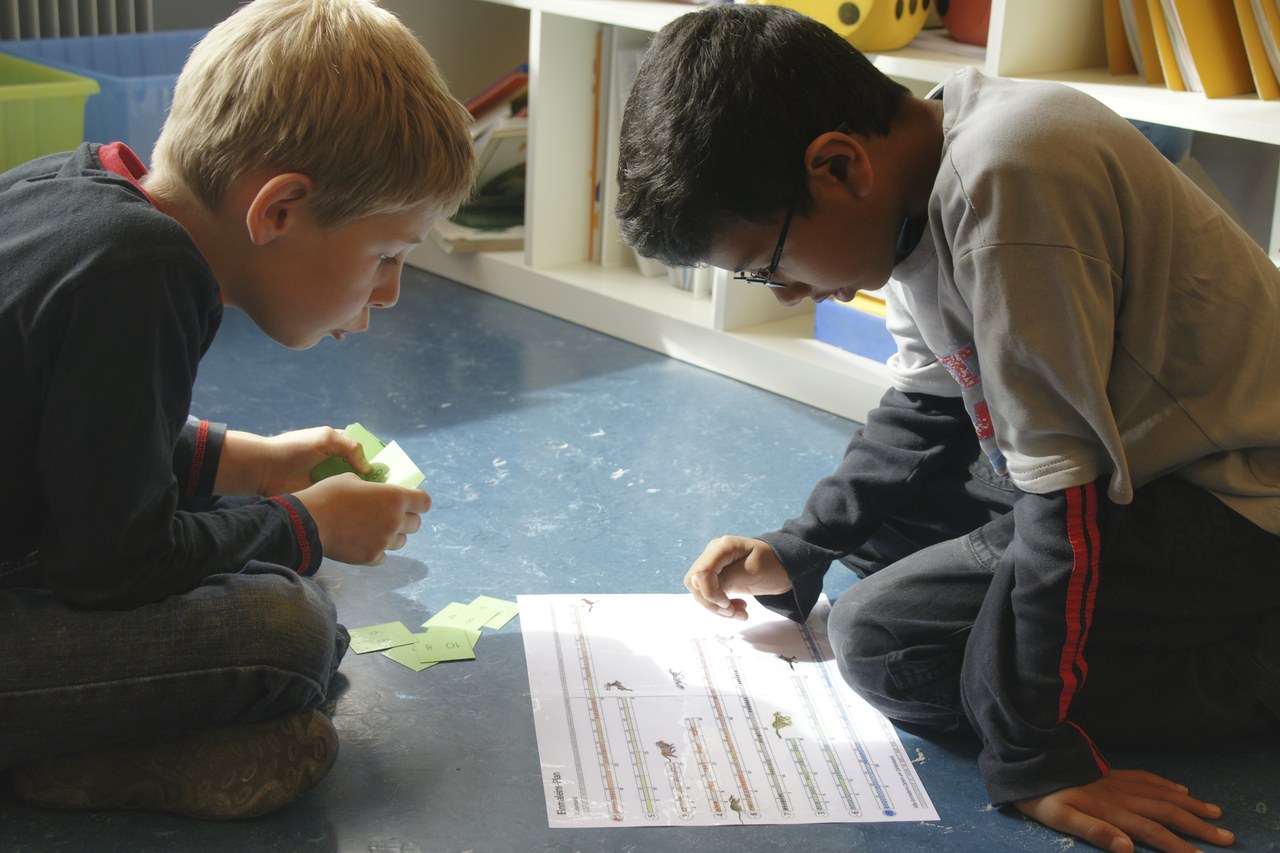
[1147,0,1187,90]
[1234,0,1280,99]
[1126,0,1166,83]
[1170,0,1256,97]
[1105,0,1139,74]
[1253,0,1280,78]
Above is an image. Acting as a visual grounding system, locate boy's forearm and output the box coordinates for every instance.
[212,429,270,496]
[783,389,973,544]
[962,477,1116,805]
[756,388,976,619]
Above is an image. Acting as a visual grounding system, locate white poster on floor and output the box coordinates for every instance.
[517,593,939,827]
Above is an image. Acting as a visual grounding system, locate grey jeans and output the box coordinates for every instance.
[0,561,346,769]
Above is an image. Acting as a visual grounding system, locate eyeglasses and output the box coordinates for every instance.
[732,204,794,289]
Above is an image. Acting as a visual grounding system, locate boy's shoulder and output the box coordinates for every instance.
[942,69,1123,154]
[1,144,217,338]
[936,69,1166,213]
[3,144,203,271]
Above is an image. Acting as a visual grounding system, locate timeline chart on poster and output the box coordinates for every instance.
[518,593,938,827]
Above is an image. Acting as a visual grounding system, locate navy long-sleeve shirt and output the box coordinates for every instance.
[1,143,321,609]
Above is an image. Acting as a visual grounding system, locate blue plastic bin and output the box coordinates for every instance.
[0,29,204,164]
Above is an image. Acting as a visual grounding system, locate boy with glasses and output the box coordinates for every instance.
[616,5,1280,852]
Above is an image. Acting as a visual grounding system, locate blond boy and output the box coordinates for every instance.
[0,0,474,818]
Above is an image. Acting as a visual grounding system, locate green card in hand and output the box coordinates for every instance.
[310,423,424,488]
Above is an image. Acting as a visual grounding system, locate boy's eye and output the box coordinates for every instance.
[379,254,401,266]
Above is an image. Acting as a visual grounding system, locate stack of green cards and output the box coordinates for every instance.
[311,422,425,489]
[347,595,520,672]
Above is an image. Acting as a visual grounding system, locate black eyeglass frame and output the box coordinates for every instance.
[732,204,794,289]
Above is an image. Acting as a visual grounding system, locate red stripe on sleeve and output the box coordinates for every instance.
[270,496,312,572]
[1057,482,1100,722]
[1066,720,1111,775]
[184,419,210,498]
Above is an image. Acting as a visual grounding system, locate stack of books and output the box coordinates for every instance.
[431,64,529,254]
[1105,0,1280,99]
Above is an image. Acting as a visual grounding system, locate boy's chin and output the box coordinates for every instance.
[270,331,325,351]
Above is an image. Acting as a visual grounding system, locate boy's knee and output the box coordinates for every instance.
[829,573,901,648]
[829,585,969,731]
[205,567,339,686]
[828,579,901,664]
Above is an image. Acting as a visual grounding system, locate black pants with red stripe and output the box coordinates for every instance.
[827,466,1280,746]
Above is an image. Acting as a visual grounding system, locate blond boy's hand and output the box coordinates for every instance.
[217,427,371,497]
[684,536,793,620]
[1015,769,1234,853]
[295,474,430,566]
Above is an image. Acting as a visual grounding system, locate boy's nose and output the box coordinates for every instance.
[370,273,402,309]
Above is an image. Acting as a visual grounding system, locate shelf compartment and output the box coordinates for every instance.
[408,242,889,421]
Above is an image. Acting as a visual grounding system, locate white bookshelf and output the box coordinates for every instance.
[399,0,1280,424]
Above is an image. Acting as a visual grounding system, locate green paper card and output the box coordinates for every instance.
[383,640,438,672]
[348,621,416,654]
[454,626,484,650]
[343,422,386,460]
[470,595,519,629]
[416,627,479,664]
[310,424,425,489]
[375,440,425,489]
[311,422,387,482]
[423,601,499,632]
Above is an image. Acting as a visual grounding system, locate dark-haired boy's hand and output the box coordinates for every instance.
[684,535,793,620]
[295,474,431,566]
[1015,769,1234,853]
[217,427,372,496]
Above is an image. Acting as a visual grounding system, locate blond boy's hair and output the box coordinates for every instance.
[149,0,475,225]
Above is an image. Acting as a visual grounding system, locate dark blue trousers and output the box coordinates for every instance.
[828,448,1280,745]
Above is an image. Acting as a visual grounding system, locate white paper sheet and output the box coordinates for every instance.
[518,593,939,827]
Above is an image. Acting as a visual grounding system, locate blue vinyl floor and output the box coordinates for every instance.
[3,268,1278,852]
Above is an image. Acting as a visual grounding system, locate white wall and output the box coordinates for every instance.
[152,0,239,30]
[382,0,528,100]
[152,0,530,101]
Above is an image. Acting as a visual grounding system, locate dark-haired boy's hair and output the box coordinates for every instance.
[615,4,910,267]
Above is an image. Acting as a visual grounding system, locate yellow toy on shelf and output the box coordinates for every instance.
[745,0,930,52]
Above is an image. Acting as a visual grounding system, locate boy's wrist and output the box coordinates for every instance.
[213,430,271,496]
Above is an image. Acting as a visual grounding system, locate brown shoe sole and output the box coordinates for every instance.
[9,710,338,820]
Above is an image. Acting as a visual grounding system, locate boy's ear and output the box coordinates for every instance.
[245,173,314,246]
[804,131,873,198]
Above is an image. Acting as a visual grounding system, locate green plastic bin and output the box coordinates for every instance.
[0,53,99,173]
